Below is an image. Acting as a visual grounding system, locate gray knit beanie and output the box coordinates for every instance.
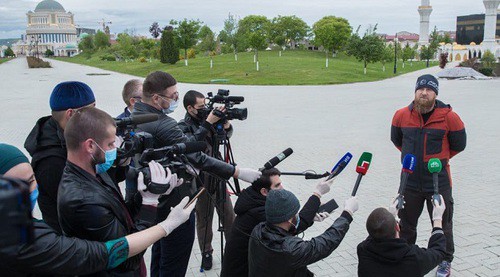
[265,189,300,224]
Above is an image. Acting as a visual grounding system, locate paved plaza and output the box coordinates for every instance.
[1,57,499,276]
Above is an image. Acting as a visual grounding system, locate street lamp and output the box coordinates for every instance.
[393,34,398,74]
[31,34,41,59]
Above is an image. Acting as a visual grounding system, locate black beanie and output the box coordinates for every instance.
[415,74,439,95]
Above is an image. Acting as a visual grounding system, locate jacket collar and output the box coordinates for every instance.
[65,161,121,196]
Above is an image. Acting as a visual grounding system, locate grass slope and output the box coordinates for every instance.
[54,50,437,85]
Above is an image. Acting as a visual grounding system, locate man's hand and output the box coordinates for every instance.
[158,197,196,236]
[314,212,330,222]
[137,161,183,206]
[432,194,446,221]
[314,177,334,197]
[344,196,359,216]
[388,197,401,222]
[234,167,262,183]
[224,120,231,130]
[206,107,225,124]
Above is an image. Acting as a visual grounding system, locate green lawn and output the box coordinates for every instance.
[0,57,14,65]
[54,50,437,85]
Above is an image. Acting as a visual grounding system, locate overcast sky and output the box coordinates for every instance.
[0,0,489,39]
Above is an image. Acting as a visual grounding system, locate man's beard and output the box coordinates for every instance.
[414,96,436,114]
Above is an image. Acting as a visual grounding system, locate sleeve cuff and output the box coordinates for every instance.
[340,211,353,223]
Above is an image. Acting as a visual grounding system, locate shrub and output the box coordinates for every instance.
[478,67,493,76]
[26,56,51,68]
[100,54,116,61]
[45,49,54,57]
[138,57,147,63]
[187,48,196,59]
[439,53,448,69]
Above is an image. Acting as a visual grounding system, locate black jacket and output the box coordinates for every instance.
[0,221,108,277]
[357,228,446,277]
[24,116,67,233]
[248,211,352,277]
[57,162,146,277]
[222,188,321,277]
[132,102,235,220]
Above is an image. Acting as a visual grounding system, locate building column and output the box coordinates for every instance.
[418,0,433,46]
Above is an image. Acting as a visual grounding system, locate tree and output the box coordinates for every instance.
[346,25,385,74]
[4,47,15,57]
[420,26,440,67]
[312,16,352,68]
[237,15,270,71]
[481,50,497,68]
[149,22,162,39]
[219,13,241,60]
[380,45,393,72]
[116,33,138,59]
[78,35,95,53]
[94,30,110,49]
[160,26,179,64]
[170,18,202,66]
[401,42,416,68]
[198,25,217,68]
[44,48,54,57]
[270,15,309,53]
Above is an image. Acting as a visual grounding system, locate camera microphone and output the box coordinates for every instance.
[260,148,293,171]
[173,141,207,154]
[115,114,159,127]
[428,158,443,205]
[351,152,373,196]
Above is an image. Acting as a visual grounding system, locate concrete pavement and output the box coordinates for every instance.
[1,57,499,276]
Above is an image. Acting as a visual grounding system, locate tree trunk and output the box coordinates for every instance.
[402,62,405,68]
[184,48,188,66]
[364,61,367,74]
[325,51,329,68]
[210,57,213,69]
[383,65,386,72]
[256,61,260,71]
[279,50,282,57]
[234,51,238,61]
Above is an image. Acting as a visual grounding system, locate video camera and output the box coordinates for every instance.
[131,141,207,194]
[205,89,248,121]
[114,114,158,159]
[0,176,34,251]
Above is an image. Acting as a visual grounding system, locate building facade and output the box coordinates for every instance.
[13,0,79,57]
[456,14,500,45]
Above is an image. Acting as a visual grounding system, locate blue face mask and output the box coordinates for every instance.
[159,95,179,114]
[93,141,117,174]
[30,185,39,212]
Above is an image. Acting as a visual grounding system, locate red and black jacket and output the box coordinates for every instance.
[391,100,466,192]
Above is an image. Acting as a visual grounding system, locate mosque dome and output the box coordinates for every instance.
[34,0,65,12]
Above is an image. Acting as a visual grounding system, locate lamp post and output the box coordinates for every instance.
[31,35,41,59]
[393,34,398,74]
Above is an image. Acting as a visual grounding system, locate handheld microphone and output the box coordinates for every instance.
[326,152,353,181]
[115,114,160,127]
[396,154,416,210]
[428,158,442,205]
[351,152,373,196]
[260,148,293,171]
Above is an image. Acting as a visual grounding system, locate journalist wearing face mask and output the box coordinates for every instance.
[0,142,196,276]
[132,71,262,277]
[248,189,359,277]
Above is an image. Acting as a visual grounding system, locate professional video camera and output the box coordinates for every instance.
[131,141,207,194]
[205,89,247,121]
[0,176,34,252]
[115,114,158,159]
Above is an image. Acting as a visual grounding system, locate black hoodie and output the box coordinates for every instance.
[24,116,67,233]
[357,228,446,277]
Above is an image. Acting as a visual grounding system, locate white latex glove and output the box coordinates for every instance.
[344,196,359,216]
[432,195,446,221]
[149,160,183,195]
[314,177,334,196]
[159,196,196,236]
[236,167,262,183]
[166,172,183,195]
[137,172,160,206]
[314,212,330,222]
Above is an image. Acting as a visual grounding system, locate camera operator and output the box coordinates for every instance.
[248,189,358,277]
[178,89,235,270]
[132,71,261,276]
[23,81,96,233]
[57,107,183,276]
[0,143,196,276]
[222,168,334,277]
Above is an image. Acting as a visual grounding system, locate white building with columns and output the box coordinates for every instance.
[13,0,79,57]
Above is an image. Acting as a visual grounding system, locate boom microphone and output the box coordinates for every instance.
[428,158,443,205]
[351,152,373,196]
[261,148,293,171]
[139,141,207,164]
[326,152,353,180]
[396,154,416,210]
[115,114,160,127]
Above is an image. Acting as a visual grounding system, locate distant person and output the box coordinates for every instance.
[357,196,447,277]
[391,74,466,276]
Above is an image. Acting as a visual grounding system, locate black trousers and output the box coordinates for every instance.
[398,188,454,262]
